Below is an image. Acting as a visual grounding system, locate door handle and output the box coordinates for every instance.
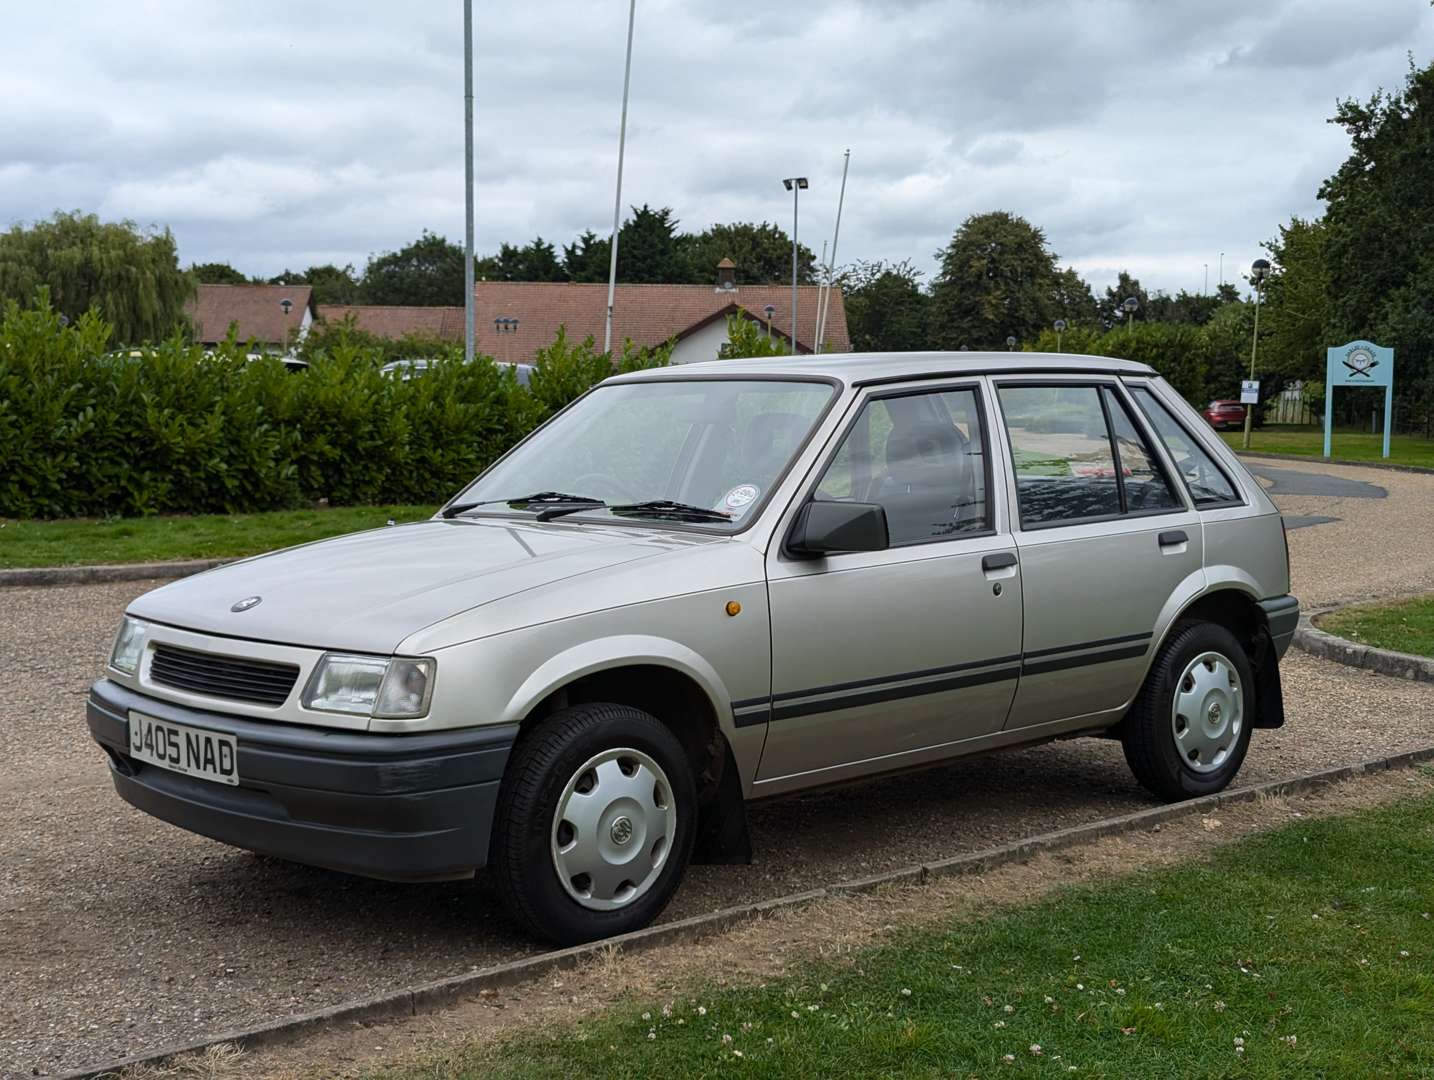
[1158,530,1188,548]
[982,552,1018,572]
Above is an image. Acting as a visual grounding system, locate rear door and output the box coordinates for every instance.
[995,378,1203,730]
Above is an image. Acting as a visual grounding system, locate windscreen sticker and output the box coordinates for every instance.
[720,483,760,516]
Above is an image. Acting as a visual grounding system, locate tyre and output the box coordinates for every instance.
[489,703,696,946]
[1121,621,1254,802]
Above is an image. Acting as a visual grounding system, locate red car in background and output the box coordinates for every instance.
[1202,399,1248,430]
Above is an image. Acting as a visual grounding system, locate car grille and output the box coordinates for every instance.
[149,644,300,707]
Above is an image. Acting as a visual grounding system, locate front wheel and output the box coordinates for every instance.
[489,703,696,945]
[1121,621,1254,802]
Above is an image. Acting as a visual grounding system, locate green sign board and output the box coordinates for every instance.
[1324,340,1394,459]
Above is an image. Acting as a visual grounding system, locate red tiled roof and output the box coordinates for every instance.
[187,284,315,345]
[318,305,467,341]
[319,282,851,358]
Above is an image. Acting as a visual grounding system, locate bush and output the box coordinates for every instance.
[0,296,669,518]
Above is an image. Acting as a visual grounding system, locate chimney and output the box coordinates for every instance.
[715,258,737,292]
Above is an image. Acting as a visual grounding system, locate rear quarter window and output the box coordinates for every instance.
[1129,386,1241,507]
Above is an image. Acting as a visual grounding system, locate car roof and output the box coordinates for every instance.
[607,351,1155,388]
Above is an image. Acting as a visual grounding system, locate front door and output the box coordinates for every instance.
[757,383,1023,791]
[994,379,1204,730]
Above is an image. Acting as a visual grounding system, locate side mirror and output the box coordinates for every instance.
[789,500,889,557]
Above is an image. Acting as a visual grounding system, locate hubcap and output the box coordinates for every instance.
[1171,650,1243,774]
[551,748,675,911]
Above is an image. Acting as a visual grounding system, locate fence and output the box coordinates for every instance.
[1268,383,1314,425]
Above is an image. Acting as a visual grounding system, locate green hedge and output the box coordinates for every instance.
[0,297,669,518]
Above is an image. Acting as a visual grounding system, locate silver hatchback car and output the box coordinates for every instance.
[88,353,1298,944]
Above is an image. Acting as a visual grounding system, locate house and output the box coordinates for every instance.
[187,284,317,351]
[317,261,850,363]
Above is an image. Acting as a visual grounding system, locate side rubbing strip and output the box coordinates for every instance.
[1021,643,1150,676]
[769,664,1021,723]
[1020,632,1151,660]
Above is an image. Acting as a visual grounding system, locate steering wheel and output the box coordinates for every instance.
[571,472,639,504]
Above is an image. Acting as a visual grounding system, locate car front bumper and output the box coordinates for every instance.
[87,678,517,882]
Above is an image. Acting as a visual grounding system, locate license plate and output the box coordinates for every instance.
[127,711,239,786]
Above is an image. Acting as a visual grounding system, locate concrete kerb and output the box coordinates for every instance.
[1296,611,1434,684]
[63,748,1434,1080]
[0,559,233,588]
[1233,450,1434,476]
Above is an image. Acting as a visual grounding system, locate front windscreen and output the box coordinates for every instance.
[452,379,835,529]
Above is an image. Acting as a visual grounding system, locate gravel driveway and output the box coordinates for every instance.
[3,456,1433,1077]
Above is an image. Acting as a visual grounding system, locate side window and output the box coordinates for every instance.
[1101,388,1182,512]
[998,384,1183,527]
[998,385,1122,525]
[1129,387,1240,506]
[815,388,989,545]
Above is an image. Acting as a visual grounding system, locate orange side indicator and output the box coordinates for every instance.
[725,600,742,617]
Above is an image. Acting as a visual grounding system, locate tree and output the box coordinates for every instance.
[679,221,816,285]
[562,230,611,283]
[1258,217,1330,391]
[614,205,685,284]
[485,239,566,282]
[1098,271,1150,327]
[1048,267,1098,328]
[838,259,930,352]
[0,211,192,345]
[267,264,360,305]
[191,261,250,285]
[360,230,467,305]
[928,211,1060,349]
[1320,59,1434,432]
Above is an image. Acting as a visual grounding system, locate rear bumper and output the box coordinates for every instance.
[1259,595,1300,659]
[87,679,517,882]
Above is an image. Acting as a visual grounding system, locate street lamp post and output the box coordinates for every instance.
[463,0,475,365]
[1005,335,1017,352]
[763,304,776,343]
[1054,318,1067,353]
[782,177,808,356]
[1122,296,1139,334]
[1242,258,1271,450]
[279,297,293,356]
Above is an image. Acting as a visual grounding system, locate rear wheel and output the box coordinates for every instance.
[490,703,696,945]
[1122,621,1254,801]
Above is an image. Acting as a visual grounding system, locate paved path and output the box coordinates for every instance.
[3,457,1433,1076]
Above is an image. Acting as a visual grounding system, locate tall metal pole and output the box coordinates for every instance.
[790,183,800,356]
[816,149,850,353]
[463,0,475,364]
[1242,283,1263,450]
[1218,251,1224,288]
[603,0,637,357]
[1203,263,1208,296]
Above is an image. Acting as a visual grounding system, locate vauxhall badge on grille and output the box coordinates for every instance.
[230,596,262,613]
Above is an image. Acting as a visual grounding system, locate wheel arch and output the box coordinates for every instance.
[1149,579,1285,729]
[503,637,752,864]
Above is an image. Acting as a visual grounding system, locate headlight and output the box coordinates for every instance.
[302,654,435,719]
[110,616,148,675]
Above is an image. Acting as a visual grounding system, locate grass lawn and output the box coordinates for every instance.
[371,784,1434,1079]
[1220,425,1434,469]
[1320,594,1434,658]
[0,505,437,568]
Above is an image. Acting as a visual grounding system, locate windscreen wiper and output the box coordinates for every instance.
[440,491,606,519]
[606,499,735,523]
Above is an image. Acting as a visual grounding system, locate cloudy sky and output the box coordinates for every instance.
[5,0,1432,296]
